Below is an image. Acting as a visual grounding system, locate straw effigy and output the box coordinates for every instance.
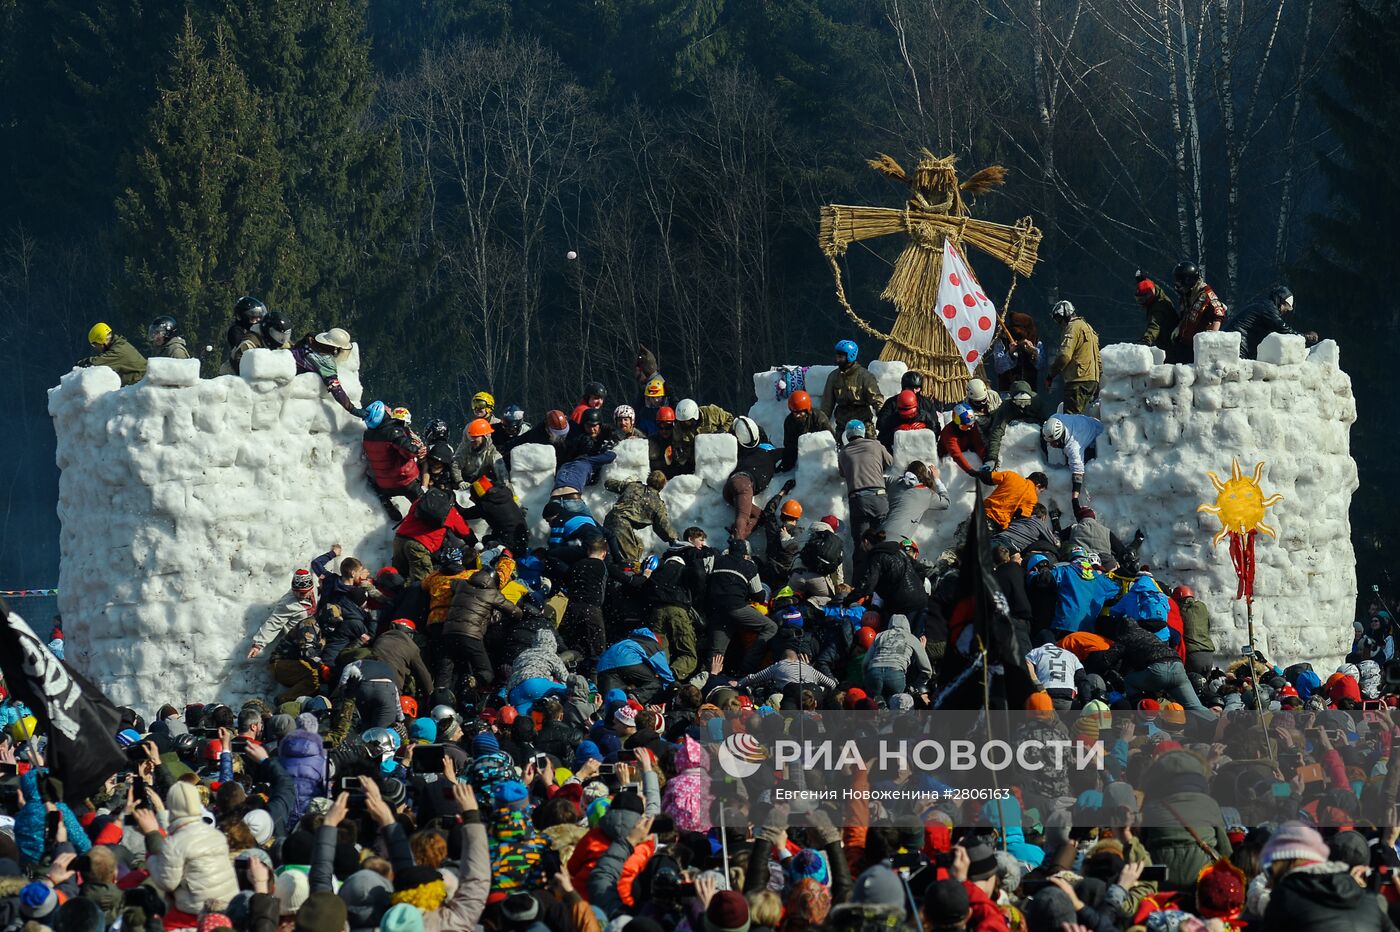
[819,150,1042,404]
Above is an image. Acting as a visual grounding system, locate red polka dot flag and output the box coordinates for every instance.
[935,240,997,373]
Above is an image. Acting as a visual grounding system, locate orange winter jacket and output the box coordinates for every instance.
[983,471,1039,529]
[568,829,654,907]
[422,569,474,626]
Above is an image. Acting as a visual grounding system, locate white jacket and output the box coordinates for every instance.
[147,784,239,913]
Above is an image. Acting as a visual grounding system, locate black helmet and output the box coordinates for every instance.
[581,409,603,427]
[262,311,291,345]
[583,380,606,400]
[234,295,268,326]
[424,417,450,445]
[1269,285,1294,308]
[426,442,454,466]
[901,371,923,390]
[1173,262,1200,290]
[148,315,178,342]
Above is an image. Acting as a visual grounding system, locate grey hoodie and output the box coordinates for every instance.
[863,616,932,683]
[506,629,569,690]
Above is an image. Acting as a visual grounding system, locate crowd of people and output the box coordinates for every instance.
[15,272,1380,932]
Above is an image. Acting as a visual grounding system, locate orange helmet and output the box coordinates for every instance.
[787,390,812,413]
[656,406,676,424]
[781,499,803,520]
[400,696,419,718]
[467,418,494,438]
[856,627,878,650]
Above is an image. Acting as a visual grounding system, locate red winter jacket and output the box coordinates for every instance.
[362,423,424,489]
[938,426,988,477]
[963,880,1011,931]
[395,500,472,553]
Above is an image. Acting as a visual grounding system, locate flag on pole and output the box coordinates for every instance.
[935,240,998,374]
[0,601,126,800]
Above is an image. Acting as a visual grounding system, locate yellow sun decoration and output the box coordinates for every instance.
[1197,459,1283,546]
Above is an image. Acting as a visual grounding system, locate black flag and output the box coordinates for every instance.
[0,601,126,801]
[934,482,1035,710]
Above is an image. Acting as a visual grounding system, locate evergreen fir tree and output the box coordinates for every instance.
[114,15,302,357]
[1302,0,1400,574]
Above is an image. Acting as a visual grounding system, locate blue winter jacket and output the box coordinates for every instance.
[553,452,616,492]
[1051,562,1121,633]
[278,730,327,832]
[15,768,91,864]
[1112,575,1170,624]
[596,629,675,683]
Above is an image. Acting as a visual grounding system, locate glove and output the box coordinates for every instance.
[781,478,797,495]
[976,465,995,486]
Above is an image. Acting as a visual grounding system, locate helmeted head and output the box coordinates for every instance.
[148,316,178,346]
[1171,585,1194,603]
[423,418,450,445]
[234,296,268,328]
[545,410,570,441]
[643,377,666,401]
[1174,261,1201,291]
[951,403,975,430]
[896,390,918,418]
[787,390,812,415]
[675,399,700,424]
[732,416,760,449]
[314,327,353,357]
[582,381,606,406]
[655,406,676,432]
[471,391,495,418]
[1009,381,1034,409]
[901,370,923,392]
[1270,285,1294,313]
[613,404,635,430]
[364,401,388,429]
[467,418,493,447]
[781,499,803,522]
[580,408,603,433]
[835,339,859,367]
[501,405,525,429]
[262,311,291,347]
[87,322,113,349]
[390,406,411,425]
[1050,300,1076,323]
[844,419,866,441]
[1041,417,1067,445]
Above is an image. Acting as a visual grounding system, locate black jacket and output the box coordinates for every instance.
[730,446,782,494]
[993,562,1033,623]
[1262,862,1394,931]
[461,484,528,552]
[779,410,832,472]
[1226,298,1300,358]
[1100,619,1181,671]
[848,541,926,616]
[564,556,609,607]
[706,554,763,614]
[876,394,940,450]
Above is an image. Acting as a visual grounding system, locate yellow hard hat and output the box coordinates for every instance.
[88,322,113,347]
[472,391,495,410]
[390,406,412,425]
[9,715,37,741]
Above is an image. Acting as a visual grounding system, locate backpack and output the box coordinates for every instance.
[416,486,455,528]
[801,530,844,576]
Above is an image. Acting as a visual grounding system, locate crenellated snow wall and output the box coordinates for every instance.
[50,330,1356,712]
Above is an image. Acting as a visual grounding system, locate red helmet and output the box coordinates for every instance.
[400,696,418,718]
[545,410,569,432]
[499,705,519,725]
[656,406,676,424]
[1171,585,1194,602]
[856,627,878,650]
[896,389,918,417]
[787,390,812,413]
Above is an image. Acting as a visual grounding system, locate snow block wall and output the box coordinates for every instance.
[51,335,1356,712]
[48,348,391,710]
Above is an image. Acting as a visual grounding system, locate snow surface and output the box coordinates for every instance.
[50,332,1357,712]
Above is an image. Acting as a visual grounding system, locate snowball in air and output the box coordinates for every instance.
[566,250,578,261]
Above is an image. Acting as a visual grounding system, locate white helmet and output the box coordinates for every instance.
[430,705,458,726]
[732,416,760,448]
[675,399,700,422]
[613,404,636,421]
[1042,418,1067,444]
[1051,300,1076,321]
[965,378,990,403]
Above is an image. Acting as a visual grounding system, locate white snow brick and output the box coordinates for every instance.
[1256,332,1307,366]
[1192,330,1243,367]
[1101,343,1154,380]
[239,347,296,382]
[145,357,201,387]
[1308,339,1341,370]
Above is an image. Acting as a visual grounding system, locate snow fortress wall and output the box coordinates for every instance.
[50,330,1355,711]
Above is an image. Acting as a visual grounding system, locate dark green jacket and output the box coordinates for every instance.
[82,335,147,385]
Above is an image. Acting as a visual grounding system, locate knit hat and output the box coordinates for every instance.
[276,871,311,915]
[1260,821,1329,867]
[1159,701,1187,730]
[851,864,904,907]
[339,869,392,931]
[500,892,540,923]
[379,903,425,932]
[614,706,637,728]
[1026,691,1054,712]
[242,809,274,845]
[292,569,315,591]
[296,892,349,932]
[197,912,233,932]
[611,790,645,815]
[1195,860,1246,920]
[889,693,915,711]
[574,740,603,768]
[923,879,970,926]
[471,732,500,756]
[19,882,58,919]
[787,849,829,886]
[266,714,297,743]
[409,718,436,743]
[381,778,407,809]
[703,891,751,932]
[1328,830,1370,868]
[495,780,529,807]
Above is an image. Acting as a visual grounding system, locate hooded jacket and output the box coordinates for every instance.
[443,569,522,640]
[146,782,240,913]
[882,473,949,542]
[863,616,932,682]
[848,541,927,616]
[1138,751,1232,890]
[371,627,434,694]
[507,629,570,689]
[1262,860,1393,931]
[661,737,714,833]
[455,434,508,485]
[596,629,675,683]
[278,730,327,831]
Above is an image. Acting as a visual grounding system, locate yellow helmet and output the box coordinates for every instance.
[9,715,37,741]
[644,377,666,399]
[88,322,113,347]
[472,391,495,412]
[390,406,412,425]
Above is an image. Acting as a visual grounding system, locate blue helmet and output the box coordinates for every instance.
[835,339,859,363]
[952,403,975,428]
[845,419,866,438]
[364,400,388,429]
